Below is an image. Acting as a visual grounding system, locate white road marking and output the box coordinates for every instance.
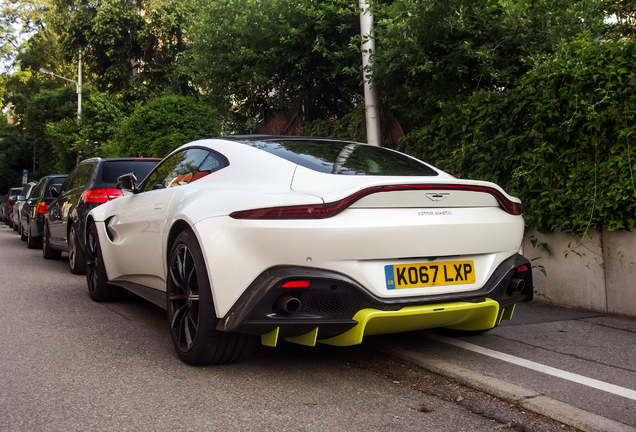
[427,333,636,401]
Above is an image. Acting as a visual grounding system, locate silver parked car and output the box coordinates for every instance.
[13,182,37,236]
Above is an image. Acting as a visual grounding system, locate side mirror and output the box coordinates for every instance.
[49,186,59,198]
[117,172,138,193]
[17,195,26,201]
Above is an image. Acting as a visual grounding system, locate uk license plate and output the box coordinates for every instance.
[385,260,476,289]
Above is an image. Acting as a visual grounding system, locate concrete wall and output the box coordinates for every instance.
[523,228,636,318]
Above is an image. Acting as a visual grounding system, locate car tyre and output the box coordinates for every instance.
[167,229,255,366]
[26,223,41,249]
[42,221,62,260]
[86,223,127,302]
[68,225,87,275]
[19,222,27,241]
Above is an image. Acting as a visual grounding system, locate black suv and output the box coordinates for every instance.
[43,157,161,274]
[22,174,69,248]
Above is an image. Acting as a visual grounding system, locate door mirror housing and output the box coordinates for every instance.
[117,172,139,193]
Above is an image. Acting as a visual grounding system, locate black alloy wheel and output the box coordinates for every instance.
[167,229,254,366]
[42,221,62,260]
[68,225,87,275]
[86,223,126,302]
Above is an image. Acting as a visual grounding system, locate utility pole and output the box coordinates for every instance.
[77,49,82,124]
[359,0,381,146]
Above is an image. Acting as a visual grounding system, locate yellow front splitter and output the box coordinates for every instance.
[261,298,514,347]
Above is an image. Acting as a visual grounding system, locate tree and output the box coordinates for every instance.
[105,95,221,158]
[373,0,616,132]
[46,0,198,102]
[0,0,47,70]
[0,116,32,192]
[190,0,363,130]
[17,84,124,174]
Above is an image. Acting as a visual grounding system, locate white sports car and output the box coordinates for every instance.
[85,136,533,365]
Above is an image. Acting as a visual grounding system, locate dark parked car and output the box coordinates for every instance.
[21,174,68,248]
[0,195,7,222]
[14,181,38,235]
[4,187,24,229]
[43,157,161,274]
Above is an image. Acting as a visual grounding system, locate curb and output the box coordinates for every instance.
[378,346,636,432]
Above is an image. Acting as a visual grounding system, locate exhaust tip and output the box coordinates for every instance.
[275,295,301,313]
[507,277,525,294]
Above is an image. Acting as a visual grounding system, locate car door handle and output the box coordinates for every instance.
[154,204,163,210]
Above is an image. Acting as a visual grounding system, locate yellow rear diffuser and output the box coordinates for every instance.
[284,327,319,346]
[319,299,500,346]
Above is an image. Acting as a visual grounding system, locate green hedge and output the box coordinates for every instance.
[400,35,636,234]
[105,95,221,158]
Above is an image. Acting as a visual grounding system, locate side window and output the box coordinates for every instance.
[31,179,46,199]
[79,164,96,187]
[71,165,91,189]
[142,149,209,192]
[48,180,66,197]
[60,167,81,193]
[191,153,225,182]
[24,184,36,198]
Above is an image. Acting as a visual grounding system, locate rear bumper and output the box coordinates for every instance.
[28,214,44,239]
[218,253,533,345]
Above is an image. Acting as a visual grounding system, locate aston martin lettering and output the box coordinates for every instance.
[418,210,453,216]
[385,260,475,289]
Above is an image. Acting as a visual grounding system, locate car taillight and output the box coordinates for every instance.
[281,280,311,288]
[37,202,48,214]
[230,204,327,220]
[229,184,523,220]
[83,188,124,204]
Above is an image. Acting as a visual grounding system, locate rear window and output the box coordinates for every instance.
[102,160,160,184]
[243,140,438,176]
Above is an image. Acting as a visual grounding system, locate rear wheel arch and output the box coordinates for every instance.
[166,220,193,268]
[84,215,96,244]
[167,228,255,365]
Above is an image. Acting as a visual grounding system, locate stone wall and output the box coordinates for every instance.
[523,228,636,318]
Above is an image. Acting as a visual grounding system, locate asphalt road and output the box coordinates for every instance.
[382,301,636,429]
[0,222,624,431]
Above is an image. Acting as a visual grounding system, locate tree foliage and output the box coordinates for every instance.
[105,95,221,158]
[0,0,46,70]
[190,0,362,129]
[0,117,31,193]
[405,34,636,234]
[20,84,124,174]
[373,0,615,131]
[46,0,197,100]
[3,0,636,234]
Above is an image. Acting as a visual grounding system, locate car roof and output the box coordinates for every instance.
[224,135,357,144]
[77,157,163,164]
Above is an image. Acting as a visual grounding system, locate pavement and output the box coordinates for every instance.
[376,301,636,432]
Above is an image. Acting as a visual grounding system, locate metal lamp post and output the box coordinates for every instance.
[38,49,82,124]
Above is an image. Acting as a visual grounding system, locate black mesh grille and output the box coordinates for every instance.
[297,290,366,315]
